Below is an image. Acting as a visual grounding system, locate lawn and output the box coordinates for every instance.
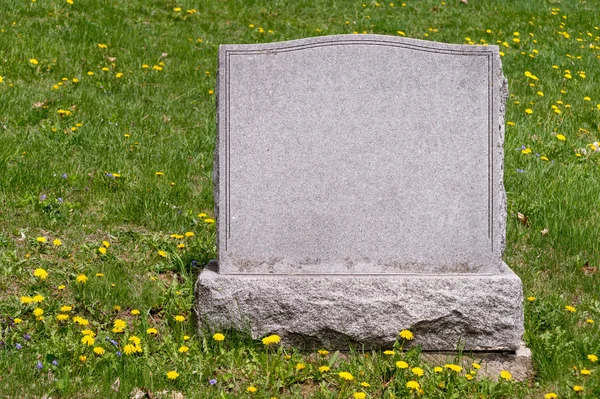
[1,0,599,397]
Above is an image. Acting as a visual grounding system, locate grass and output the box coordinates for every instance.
[1,0,600,397]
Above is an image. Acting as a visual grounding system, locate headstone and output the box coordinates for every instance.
[195,34,525,351]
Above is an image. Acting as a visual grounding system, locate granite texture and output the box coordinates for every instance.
[215,34,508,274]
[195,261,524,351]
[197,34,525,352]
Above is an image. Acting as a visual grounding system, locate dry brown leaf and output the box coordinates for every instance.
[517,212,528,225]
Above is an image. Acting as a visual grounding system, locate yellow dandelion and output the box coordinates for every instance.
[178,345,189,353]
[296,363,306,370]
[56,314,69,321]
[123,344,137,355]
[383,350,395,355]
[131,309,140,315]
[319,366,330,372]
[556,134,566,141]
[33,308,43,317]
[115,72,123,78]
[318,349,329,356]
[184,231,194,237]
[79,355,87,362]
[147,328,158,335]
[14,318,22,324]
[20,296,33,304]
[33,268,49,280]
[499,370,512,380]
[580,369,591,375]
[396,361,408,369]
[87,71,94,76]
[525,108,533,114]
[32,294,44,303]
[174,315,185,322]
[565,305,576,312]
[76,274,88,283]
[587,354,598,362]
[406,380,420,390]
[204,218,215,224]
[98,247,107,254]
[573,385,583,392]
[360,382,371,387]
[411,367,424,377]
[81,329,95,337]
[166,370,179,379]
[261,334,280,345]
[53,239,62,246]
[36,236,47,243]
[93,347,105,355]
[339,371,354,380]
[30,58,39,65]
[434,366,443,372]
[158,250,167,258]
[545,393,558,399]
[81,335,95,346]
[353,393,367,399]
[213,333,225,341]
[128,336,141,345]
[399,329,413,340]
[444,364,462,372]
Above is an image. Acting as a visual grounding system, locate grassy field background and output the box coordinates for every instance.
[1,0,600,397]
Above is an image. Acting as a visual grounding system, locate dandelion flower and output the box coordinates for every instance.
[525,108,533,114]
[383,350,395,355]
[32,294,44,303]
[339,371,354,380]
[36,236,47,243]
[174,315,185,322]
[115,72,123,78]
[396,360,408,369]
[587,354,598,362]
[14,318,22,324]
[573,385,583,392]
[399,329,414,340]
[586,319,594,324]
[296,363,306,370]
[20,296,33,304]
[246,386,257,393]
[147,328,158,335]
[472,363,481,370]
[261,334,280,345]
[81,335,95,346]
[56,314,69,321]
[178,345,189,353]
[33,308,43,317]
[444,364,462,372]
[360,382,371,387]
[66,0,73,4]
[556,134,566,141]
[406,380,420,390]
[81,329,95,337]
[123,344,137,355]
[113,318,127,332]
[565,305,576,312]
[79,355,87,362]
[128,336,141,345]
[204,218,215,224]
[318,349,329,356]
[93,347,105,355]
[318,366,330,372]
[98,247,107,254]
[411,367,424,377]
[434,366,443,372]
[30,58,39,65]
[166,370,179,379]
[500,370,512,380]
[87,71,94,76]
[353,393,366,399]
[53,239,62,246]
[76,274,88,283]
[544,393,557,399]
[185,231,194,237]
[580,369,591,375]
[33,268,48,280]
[213,333,225,341]
[158,250,167,258]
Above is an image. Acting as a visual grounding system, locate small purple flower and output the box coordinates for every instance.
[106,173,114,178]
[110,339,118,347]
[58,197,63,203]
[23,333,31,341]
[36,361,43,369]
[191,260,198,267]
[15,343,22,350]
[209,379,217,385]
[52,359,58,366]
[61,173,67,179]
[516,169,525,173]
[116,351,122,357]
[40,194,47,201]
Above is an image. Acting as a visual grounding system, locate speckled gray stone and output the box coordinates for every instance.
[196,34,525,351]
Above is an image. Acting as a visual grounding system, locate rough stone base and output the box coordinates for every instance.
[194,261,524,351]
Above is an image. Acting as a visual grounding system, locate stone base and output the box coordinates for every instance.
[194,261,524,351]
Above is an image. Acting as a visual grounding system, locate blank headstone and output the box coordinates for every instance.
[195,34,524,351]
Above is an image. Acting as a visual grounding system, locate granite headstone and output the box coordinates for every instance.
[195,34,525,351]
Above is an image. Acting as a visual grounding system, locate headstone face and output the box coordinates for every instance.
[216,34,505,275]
[196,34,524,352]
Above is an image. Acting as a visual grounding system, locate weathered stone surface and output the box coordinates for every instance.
[196,34,525,352]
[195,261,524,351]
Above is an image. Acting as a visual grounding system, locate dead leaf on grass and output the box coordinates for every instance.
[517,212,528,226]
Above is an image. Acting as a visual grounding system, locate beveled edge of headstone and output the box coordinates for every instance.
[214,34,508,274]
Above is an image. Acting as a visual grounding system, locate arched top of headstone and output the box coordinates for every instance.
[214,34,508,275]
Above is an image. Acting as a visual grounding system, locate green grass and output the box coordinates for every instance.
[1,0,600,397]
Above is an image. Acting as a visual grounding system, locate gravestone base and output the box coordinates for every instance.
[195,261,524,351]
